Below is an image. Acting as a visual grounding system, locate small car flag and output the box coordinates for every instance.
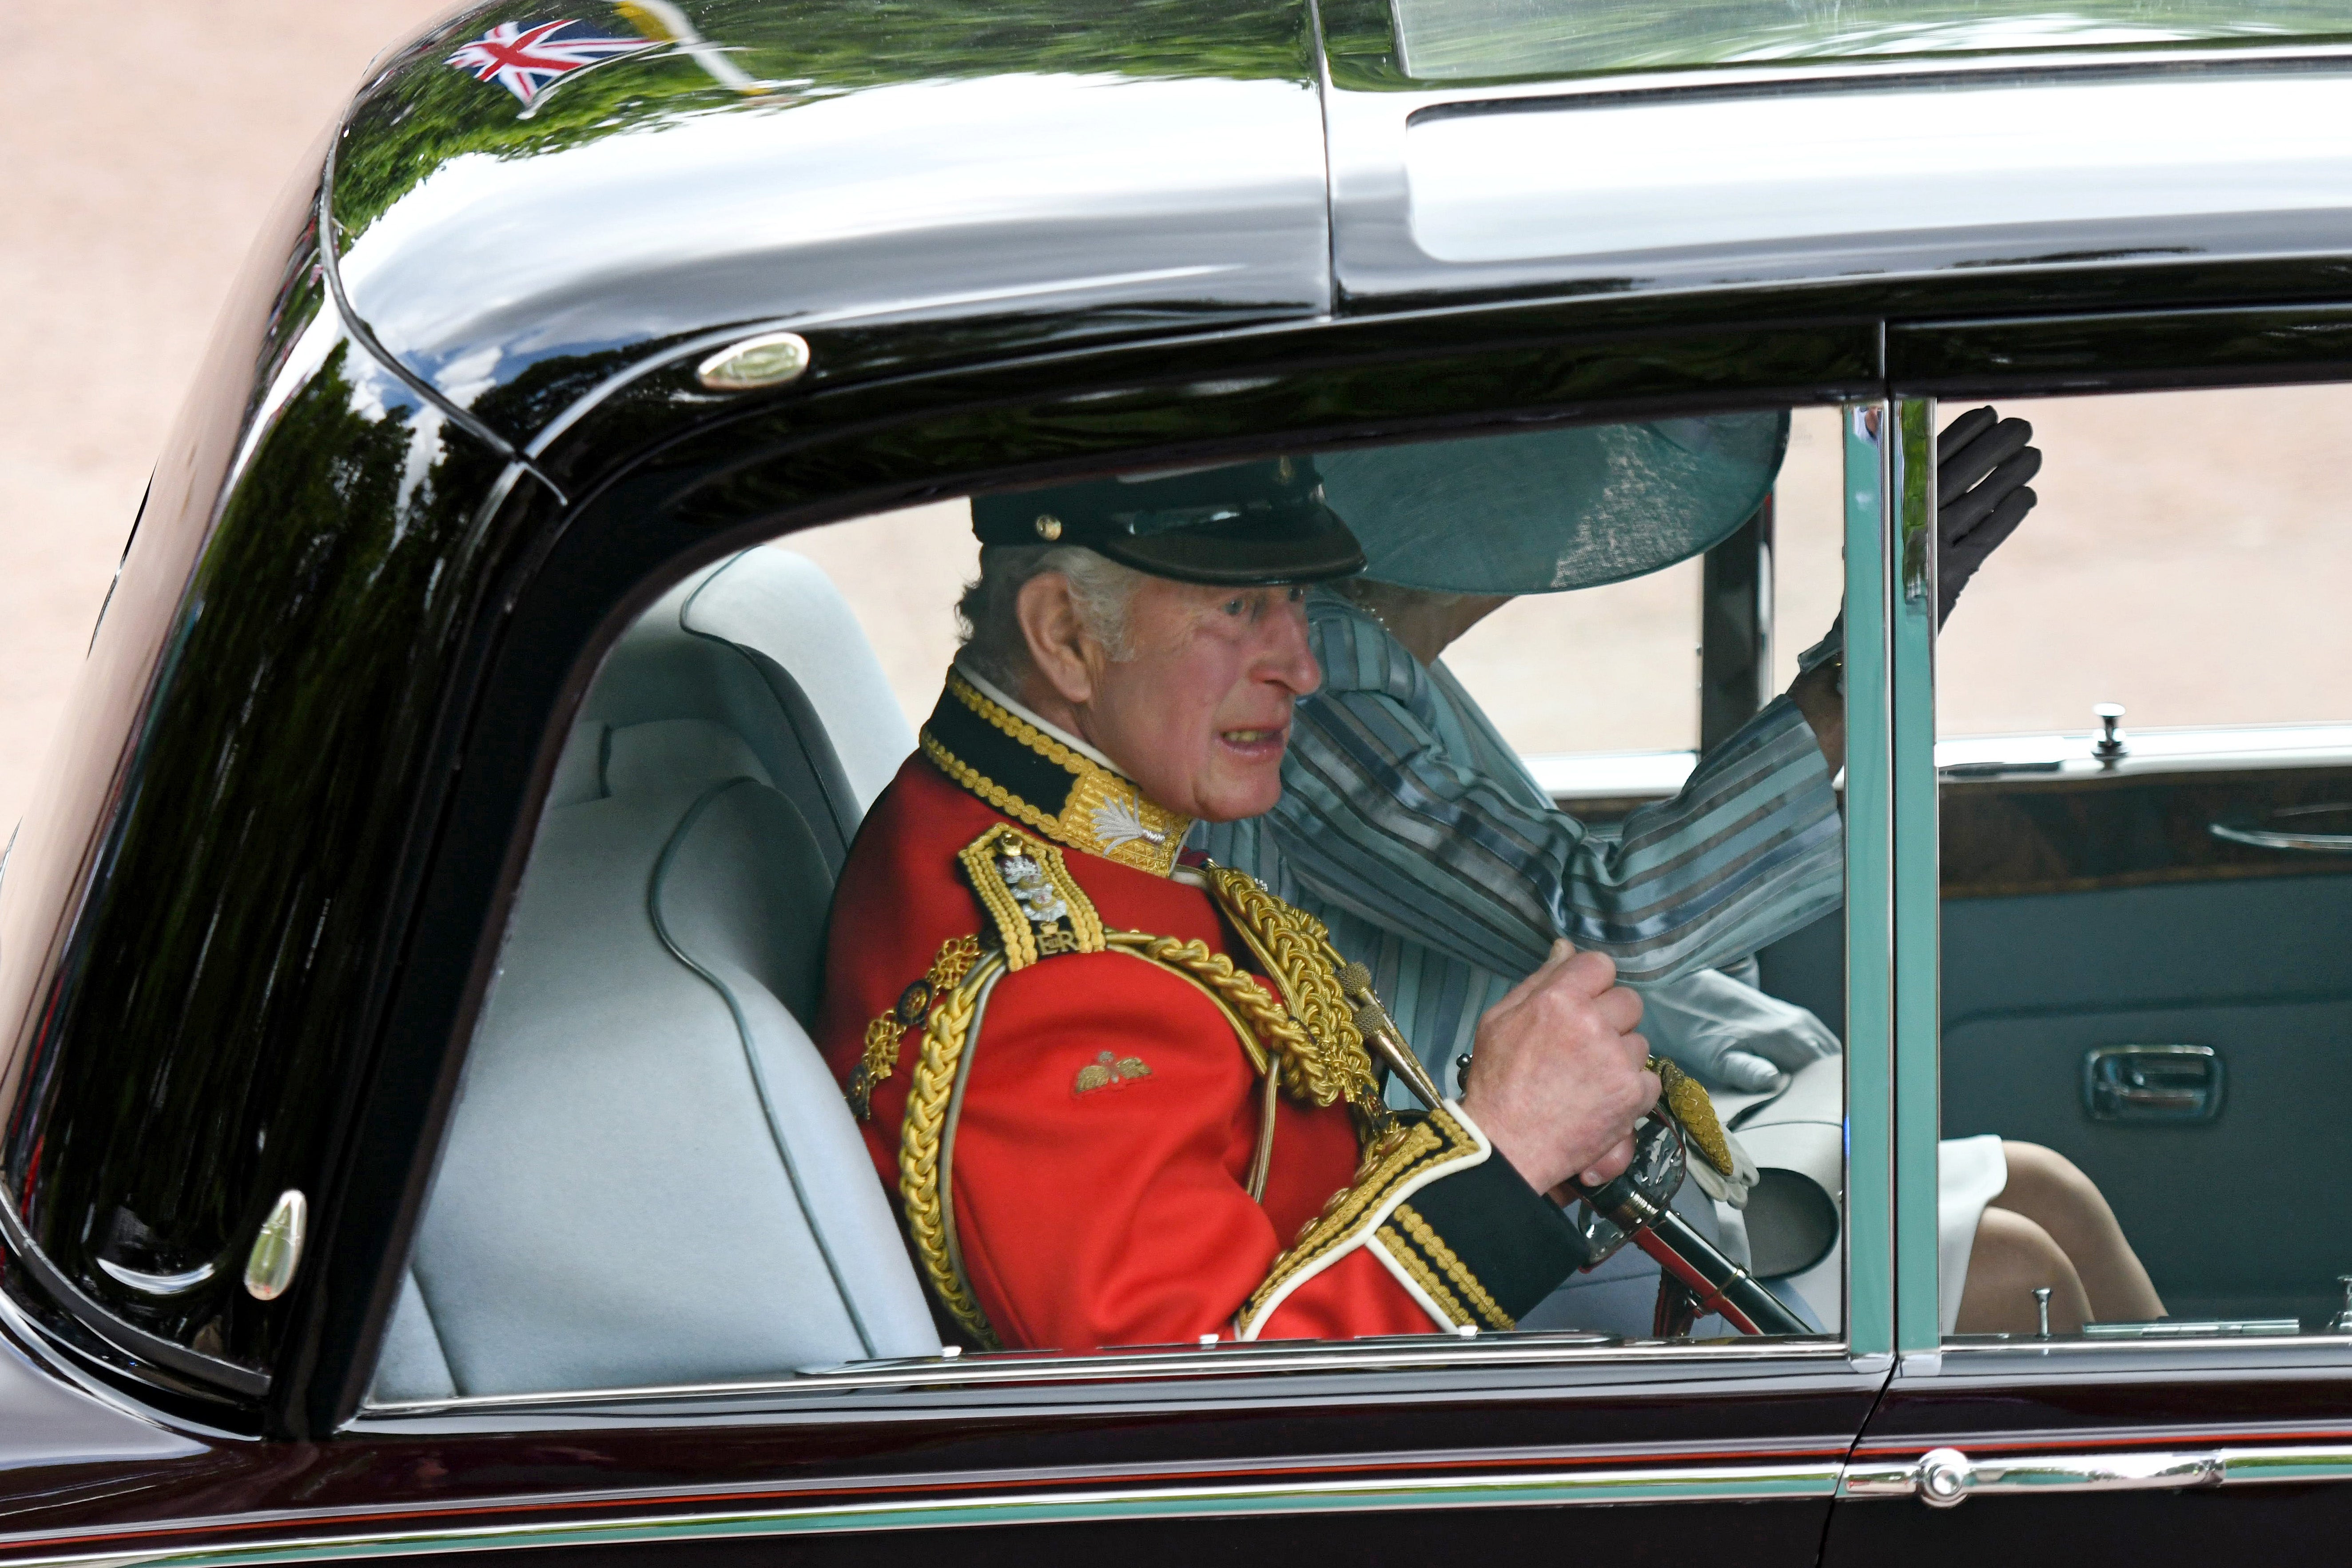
[446,20,649,107]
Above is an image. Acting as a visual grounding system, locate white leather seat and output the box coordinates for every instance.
[372,554,937,1403]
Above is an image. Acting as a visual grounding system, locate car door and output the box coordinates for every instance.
[286,349,1905,1564]
[1823,315,2352,1561]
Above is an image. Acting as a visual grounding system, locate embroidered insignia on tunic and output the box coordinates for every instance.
[1086,789,1167,853]
[958,824,1106,970]
[849,934,982,1120]
[1073,1050,1152,1095]
[920,670,1192,876]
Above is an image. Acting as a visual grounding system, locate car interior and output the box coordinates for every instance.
[373,385,2352,1403]
[372,409,1853,1403]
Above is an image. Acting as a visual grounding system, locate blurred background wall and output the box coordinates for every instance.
[4,2,2345,838]
[0,0,459,832]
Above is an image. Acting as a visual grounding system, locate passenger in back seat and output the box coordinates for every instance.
[815,460,1664,1351]
[1194,411,2162,1337]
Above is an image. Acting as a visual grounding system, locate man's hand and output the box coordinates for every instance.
[1460,940,1659,1195]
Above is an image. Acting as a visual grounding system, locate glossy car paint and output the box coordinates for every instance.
[1,0,2351,1559]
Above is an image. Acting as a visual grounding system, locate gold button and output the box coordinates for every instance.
[1276,457,1294,482]
[1035,513,1063,541]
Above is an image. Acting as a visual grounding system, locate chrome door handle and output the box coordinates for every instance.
[2083,1043,2222,1123]
[1845,1447,2222,1506]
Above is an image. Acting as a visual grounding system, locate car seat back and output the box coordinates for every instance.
[371,556,938,1403]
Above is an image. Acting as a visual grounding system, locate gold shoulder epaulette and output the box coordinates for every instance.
[958,823,1107,971]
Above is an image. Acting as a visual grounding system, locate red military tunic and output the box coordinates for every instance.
[817,668,1582,1352]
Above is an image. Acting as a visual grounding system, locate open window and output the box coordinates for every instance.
[1927,382,2352,1342]
[368,410,1861,1407]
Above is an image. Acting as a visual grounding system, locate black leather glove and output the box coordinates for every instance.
[1936,405,2039,625]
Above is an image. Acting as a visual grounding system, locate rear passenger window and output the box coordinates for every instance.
[1934,385,2352,1341]
[373,413,1856,1405]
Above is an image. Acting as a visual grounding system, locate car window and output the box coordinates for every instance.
[369,410,1853,1407]
[1456,406,1844,810]
[1388,0,2352,81]
[1934,383,2352,1343]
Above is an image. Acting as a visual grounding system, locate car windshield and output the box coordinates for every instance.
[1389,0,2352,81]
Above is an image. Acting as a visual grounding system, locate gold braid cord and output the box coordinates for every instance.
[1198,866,1386,1128]
[1383,1202,1514,1332]
[897,950,1007,1349]
[1107,933,1303,1070]
[1236,1106,1486,1337]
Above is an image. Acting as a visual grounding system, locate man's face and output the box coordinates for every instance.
[1072,578,1321,822]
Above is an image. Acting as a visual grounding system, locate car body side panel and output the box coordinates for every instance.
[0,1355,1877,1564]
[1827,1353,2352,1563]
[0,301,525,1402]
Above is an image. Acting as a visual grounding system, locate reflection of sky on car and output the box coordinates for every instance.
[334,73,1325,406]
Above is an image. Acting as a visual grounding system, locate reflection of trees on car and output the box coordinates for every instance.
[15,336,503,1370]
[334,0,1312,239]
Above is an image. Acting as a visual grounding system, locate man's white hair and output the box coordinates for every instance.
[955,545,1147,689]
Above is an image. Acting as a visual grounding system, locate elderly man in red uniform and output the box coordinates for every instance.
[817,459,1659,1351]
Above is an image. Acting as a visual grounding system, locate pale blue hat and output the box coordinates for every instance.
[1316,412,1791,594]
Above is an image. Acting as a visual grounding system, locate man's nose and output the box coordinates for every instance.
[1259,598,1321,696]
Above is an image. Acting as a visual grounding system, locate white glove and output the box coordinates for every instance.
[1637,967,1841,1094]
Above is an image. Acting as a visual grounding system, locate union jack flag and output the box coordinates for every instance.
[447,20,649,107]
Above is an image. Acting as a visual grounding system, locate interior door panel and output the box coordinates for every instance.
[1941,771,2352,1325]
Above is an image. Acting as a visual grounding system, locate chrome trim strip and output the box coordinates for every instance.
[1846,1443,2352,1500]
[1840,1448,2222,1501]
[2221,1445,2352,1484]
[1936,1333,2343,1357]
[361,1337,1851,1415]
[1369,41,2352,107]
[0,1461,1844,1568]
[0,1180,268,1398]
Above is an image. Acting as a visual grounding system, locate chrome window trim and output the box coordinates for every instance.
[1328,43,2352,300]
[1523,749,1697,801]
[1354,40,2352,105]
[1932,1332,2352,1360]
[1937,721,2352,782]
[358,1335,1855,1416]
[1531,724,2352,805]
[1889,397,1942,1354]
[1841,396,1896,1360]
[0,1458,1847,1568]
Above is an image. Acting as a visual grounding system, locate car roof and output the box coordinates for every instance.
[332,2,2352,463]
[330,0,1333,456]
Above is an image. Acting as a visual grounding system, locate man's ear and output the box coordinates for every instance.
[1015,572,1096,707]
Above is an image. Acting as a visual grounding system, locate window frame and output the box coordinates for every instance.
[307,310,1894,1437]
[1890,306,2352,1361]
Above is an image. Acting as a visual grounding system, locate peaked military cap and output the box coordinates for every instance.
[970,457,1365,587]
